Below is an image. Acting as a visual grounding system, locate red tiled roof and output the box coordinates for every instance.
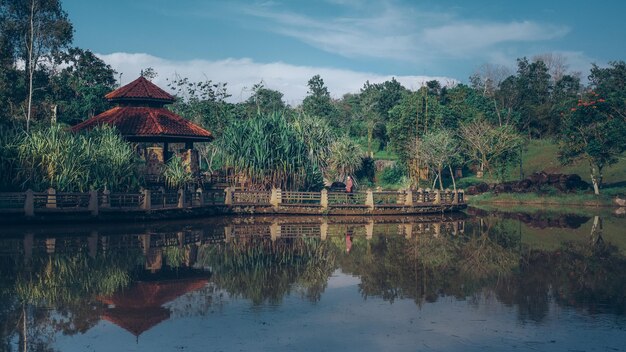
[71,106,213,142]
[99,279,209,308]
[102,306,170,337]
[105,76,175,103]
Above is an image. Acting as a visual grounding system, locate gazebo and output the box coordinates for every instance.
[71,76,212,180]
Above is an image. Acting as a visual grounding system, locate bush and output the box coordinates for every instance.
[378,165,404,185]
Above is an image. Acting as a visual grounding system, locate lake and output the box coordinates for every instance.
[1,208,625,352]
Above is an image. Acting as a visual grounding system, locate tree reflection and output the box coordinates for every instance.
[1,214,626,351]
[198,236,339,305]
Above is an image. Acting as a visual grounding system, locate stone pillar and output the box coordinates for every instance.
[366,220,374,240]
[88,231,98,258]
[142,189,151,210]
[194,188,204,206]
[88,189,99,216]
[177,188,185,208]
[320,219,328,240]
[405,189,414,206]
[270,188,282,208]
[102,188,111,208]
[23,233,33,264]
[397,189,405,204]
[366,189,374,210]
[434,190,441,204]
[320,189,328,210]
[224,225,232,243]
[24,189,34,217]
[46,188,57,209]
[270,222,281,242]
[404,224,413,239]
[224,187,233,205]
[45,238,56,254]
[452,190,458,204]
[416,188,423,204]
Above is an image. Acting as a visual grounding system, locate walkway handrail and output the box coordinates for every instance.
[0,187,465,217]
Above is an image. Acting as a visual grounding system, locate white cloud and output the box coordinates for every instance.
[423,21,570,56]
[97,52,456,105]
[237,2,569,63]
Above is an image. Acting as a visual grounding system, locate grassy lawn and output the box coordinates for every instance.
[505,139,626,185]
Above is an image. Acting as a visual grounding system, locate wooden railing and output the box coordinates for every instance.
[0,187,465,217]
[233,190,271,205]
[282,191,321,205]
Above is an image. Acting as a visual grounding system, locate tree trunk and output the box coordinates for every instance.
[448,164,457,192]
[26,0,36,132]
[590,164,600,195]
[437,166,443,190]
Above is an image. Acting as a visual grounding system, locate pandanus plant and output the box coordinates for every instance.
[15,125,141,192]
[217,112,322,190]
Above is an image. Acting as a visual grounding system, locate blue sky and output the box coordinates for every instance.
[63,0,626,103]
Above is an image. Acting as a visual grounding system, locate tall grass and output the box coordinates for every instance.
[218,112,324,190]
[13,125,141,192]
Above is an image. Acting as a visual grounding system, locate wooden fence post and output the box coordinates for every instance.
[320,189,328,210]
[88,190,99,216]
[46,188,56,209]
[24,189,34,217]
[416,188,423,203]
[434,190,441,204]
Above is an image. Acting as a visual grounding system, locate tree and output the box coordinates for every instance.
[514,57,552,138]
[2,0,73,130]
[558,63,626,195]
[412,129,459,190]
[140,67,157,81]
[167,75,233,171]
[302,75,337,120]
[459,119,523,180]
[49,47,116,124]
[245,81,286,116]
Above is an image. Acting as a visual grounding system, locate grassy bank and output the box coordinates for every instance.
[468,188,626,208]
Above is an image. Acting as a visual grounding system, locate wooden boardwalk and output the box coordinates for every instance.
[0,187,466,224]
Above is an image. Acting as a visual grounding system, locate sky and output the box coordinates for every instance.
[63,0,626,104]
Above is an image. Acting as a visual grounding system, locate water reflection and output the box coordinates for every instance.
[1,212,625,351]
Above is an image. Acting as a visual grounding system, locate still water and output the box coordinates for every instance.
[1,209,625,352]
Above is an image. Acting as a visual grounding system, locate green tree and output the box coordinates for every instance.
[413,129,460,190]
[49,47,116,124]
[459,119,523,180]
[245,81,287,117]
[302,75,337,120]
[558,63,626,195]
[1,0,73,130]
[514,57,552,138]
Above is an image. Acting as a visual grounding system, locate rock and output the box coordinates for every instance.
[615,197,626,207]
[466,182,490,195]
